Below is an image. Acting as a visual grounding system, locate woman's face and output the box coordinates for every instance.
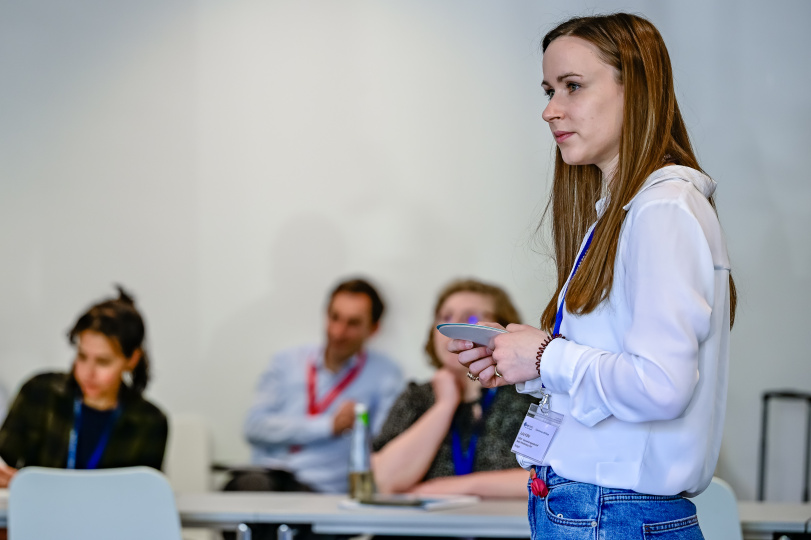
[72,330,137,407]
[541,36,624,177]
[433,291,496,372]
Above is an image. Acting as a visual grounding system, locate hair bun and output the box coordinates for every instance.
[114,284,136,306]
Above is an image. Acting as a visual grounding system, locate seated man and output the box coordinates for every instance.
[242,278,403,493]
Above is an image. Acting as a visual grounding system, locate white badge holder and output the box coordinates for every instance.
[511,402,563,463]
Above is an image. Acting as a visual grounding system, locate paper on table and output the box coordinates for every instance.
[339,494,480,512]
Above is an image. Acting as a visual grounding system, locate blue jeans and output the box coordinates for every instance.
[527,467,704,539]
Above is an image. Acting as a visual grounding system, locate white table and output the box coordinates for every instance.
[2,489,811,539]
[176,492,528,537]
[737,501,811,540]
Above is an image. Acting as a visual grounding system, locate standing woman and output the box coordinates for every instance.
[455,13,735,538]
[0,286,168,487]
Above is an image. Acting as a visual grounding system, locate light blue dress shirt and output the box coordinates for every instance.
[245,344,403,493]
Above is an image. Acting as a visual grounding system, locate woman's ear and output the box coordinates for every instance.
[125,348,143,371]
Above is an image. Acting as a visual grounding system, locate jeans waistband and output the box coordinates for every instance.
[532,465,646,496]
[531,465,570,489]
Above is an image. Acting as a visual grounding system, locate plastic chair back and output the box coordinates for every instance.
[164,413,212,492]
[8,466,182,540]
[693,476,743,540]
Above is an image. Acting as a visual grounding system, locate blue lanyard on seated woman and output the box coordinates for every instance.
[67,397,122,470]
[451,387,498,476]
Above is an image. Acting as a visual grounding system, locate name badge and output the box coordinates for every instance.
[511,403,563,463]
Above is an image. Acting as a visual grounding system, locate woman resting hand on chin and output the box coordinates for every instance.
[371,279,535,498]
[453,13,735,539]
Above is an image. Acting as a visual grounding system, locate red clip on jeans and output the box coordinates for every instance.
[527,466,704,540]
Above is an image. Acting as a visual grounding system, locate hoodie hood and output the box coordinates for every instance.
[622,165,716,211]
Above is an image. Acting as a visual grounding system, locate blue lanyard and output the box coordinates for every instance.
[67,397,121,470]
[553,225,597,335]
[451,388,498,476]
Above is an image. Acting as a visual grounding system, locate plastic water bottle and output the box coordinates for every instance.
[348,402,375,500]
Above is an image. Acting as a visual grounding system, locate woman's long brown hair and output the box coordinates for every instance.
[538,13,736,331]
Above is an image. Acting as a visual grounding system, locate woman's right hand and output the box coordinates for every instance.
[449,321,508,388]
[451,322,548,388]
[450,338,505,388]
[431,368,462,408]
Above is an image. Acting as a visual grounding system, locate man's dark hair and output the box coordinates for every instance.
[328,278,385,324]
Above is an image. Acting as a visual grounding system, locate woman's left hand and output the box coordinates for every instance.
[485,324,549,386]
[453,323,549,388]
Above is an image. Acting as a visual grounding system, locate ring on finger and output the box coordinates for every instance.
[467,371,479,381]
[494,365,503,378]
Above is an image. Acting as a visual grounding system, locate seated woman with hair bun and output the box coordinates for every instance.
[0,286,168,488]
[371,279,535,498]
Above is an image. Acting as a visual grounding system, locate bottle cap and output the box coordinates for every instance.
[354,402,369,425]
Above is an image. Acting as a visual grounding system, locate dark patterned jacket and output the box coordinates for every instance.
[0,372,168,470]
[372,381,536,481]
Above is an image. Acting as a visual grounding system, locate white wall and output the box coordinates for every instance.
[1,0,809,501]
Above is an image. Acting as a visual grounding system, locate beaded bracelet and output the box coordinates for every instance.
[536,333,564,375]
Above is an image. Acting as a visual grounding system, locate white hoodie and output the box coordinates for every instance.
[517,165,731,497]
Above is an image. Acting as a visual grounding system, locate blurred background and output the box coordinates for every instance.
[1,0,809,501]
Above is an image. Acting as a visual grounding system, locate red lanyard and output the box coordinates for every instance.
[307,352,366,415]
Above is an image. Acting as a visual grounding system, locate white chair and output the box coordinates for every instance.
[8,466,182,540]
[163,413,218,540]
[164,413,213,493]
[693,476,743,540]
